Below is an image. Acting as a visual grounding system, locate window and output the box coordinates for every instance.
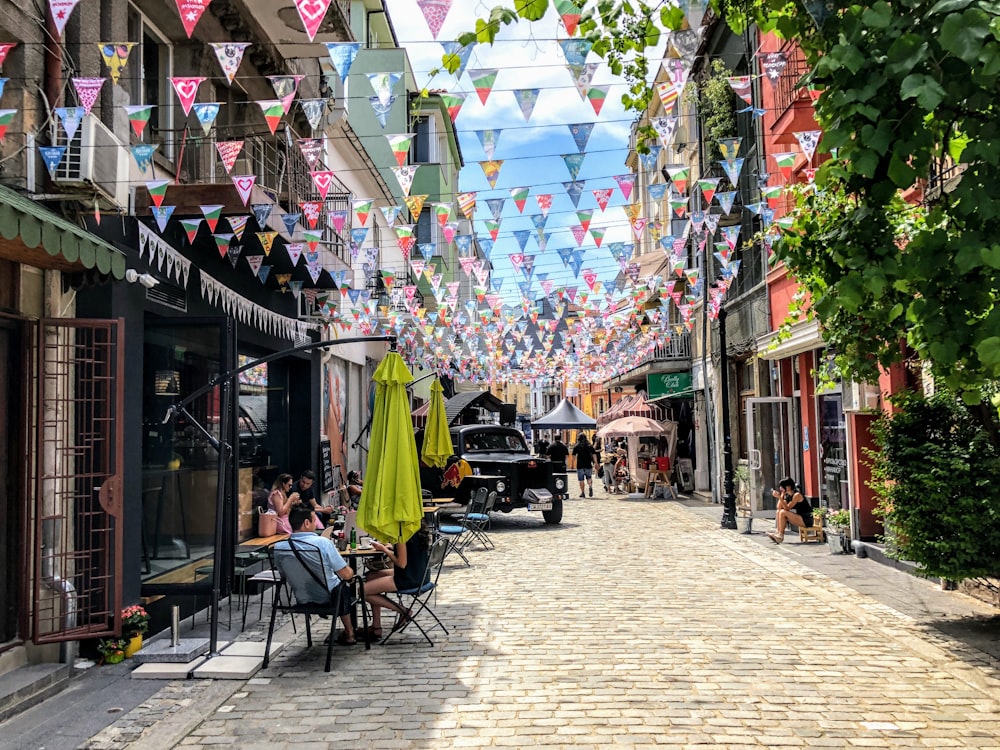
[127,6,173,159]
[412,115,436,163]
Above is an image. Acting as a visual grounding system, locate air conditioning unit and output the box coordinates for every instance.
[843,380,881,412]
[51,114,130,209]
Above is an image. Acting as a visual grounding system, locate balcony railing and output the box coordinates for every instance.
[772,46,811,117]
[649,332,691,362]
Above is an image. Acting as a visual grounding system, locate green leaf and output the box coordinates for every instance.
[900,73,947,110]
[888,153,919,187]
[975,336,1000,367]
[940,10,990,64]
[862,1,893,27]
[948,131,971,162]
[887,34,929,73]
[832,43,866,74]
[888,303,904,322]
[980,244,1000,269]
[514,0,550,20]
[929,0,974,14]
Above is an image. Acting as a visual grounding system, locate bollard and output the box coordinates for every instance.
[171,605,181,647]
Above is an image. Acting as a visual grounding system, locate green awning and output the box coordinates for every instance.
[0,184,126,279]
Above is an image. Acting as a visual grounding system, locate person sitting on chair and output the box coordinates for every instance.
[362,520,432,638]
[344,470,364,508]
[766,477,813,544]
[273,505,358,645]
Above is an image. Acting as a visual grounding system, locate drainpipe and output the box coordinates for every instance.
[40,519,78,665]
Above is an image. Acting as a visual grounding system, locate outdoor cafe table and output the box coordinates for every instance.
[338,545,387,649]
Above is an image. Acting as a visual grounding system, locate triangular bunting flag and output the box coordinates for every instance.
[468,68,499,105]
[170,77,205,117]
[98,43,134,86]
[211,43,250,85]
[232,175,256,206]
[174,0,210,38]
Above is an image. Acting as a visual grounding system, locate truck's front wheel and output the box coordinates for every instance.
[542,499,563,524]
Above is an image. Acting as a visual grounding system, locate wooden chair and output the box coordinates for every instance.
[799,520,825,543]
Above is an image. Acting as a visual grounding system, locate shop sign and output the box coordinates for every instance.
[647,372,693,399]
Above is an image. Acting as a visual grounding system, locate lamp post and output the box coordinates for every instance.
[717,308,737,529]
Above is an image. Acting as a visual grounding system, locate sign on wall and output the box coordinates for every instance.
[647,372,693,399]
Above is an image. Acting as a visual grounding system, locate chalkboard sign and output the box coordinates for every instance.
[319,438,334,494]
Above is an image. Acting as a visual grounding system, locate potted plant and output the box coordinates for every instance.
[121,604,149,656]
[97,638,128,665]
[826,509,851,554]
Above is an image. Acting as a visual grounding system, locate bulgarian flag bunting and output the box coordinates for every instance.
[353,199,373,226]
[146,179,170,208]
[386,133,413,166]
[200,204,224,233]
[439,92,465,122]
[510,187,529,212]
[213,233,233,257]
[665,166,690,195]
[180,218,203,244]
[0,109,17,141]
[587,85,610,116]
[468,68,499,105]
[124,104,154,138]
[697,178,720,204]
[771,151,798,182]
[554,0,582,35]
[256,100,285,134]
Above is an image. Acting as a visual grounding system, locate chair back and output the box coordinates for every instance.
[467,486,489,515]
[274,539,333,606]
[483,491,498,514]
[425,537,449,584]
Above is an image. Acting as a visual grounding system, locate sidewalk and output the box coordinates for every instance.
[2,490,998,749]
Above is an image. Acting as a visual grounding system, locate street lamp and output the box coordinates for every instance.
[717,308,737,529]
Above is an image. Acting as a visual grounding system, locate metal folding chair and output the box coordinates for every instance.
[457,489,496,551]
[263,542,363,673]
[438,486,486,566]
[380,537,450,647]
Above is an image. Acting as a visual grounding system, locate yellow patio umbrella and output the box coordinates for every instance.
[357,351,423,544]
[420,377,454,469]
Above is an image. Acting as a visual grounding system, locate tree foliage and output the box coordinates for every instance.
[870,390,1000,581]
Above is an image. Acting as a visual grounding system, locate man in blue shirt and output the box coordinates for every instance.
[273,505,358,645]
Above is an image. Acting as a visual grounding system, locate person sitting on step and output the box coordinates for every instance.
[766,477,813,544]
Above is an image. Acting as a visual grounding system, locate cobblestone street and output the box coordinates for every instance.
[72,494,1000,748]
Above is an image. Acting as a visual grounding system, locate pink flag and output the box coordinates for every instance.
[416,0,452,39]
[174,0,211,38]
[71,78,105,117]
[311,170,335,200]
[0,44,17,69]
[592,188,613,211]
[614,174,635,200]
[216,141,244,174]
[171,77,205,116]
[232,175,256,206]
[49,0,82,38]
[294,0,333,42]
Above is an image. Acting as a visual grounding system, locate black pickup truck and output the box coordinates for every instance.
[446,425,568,524]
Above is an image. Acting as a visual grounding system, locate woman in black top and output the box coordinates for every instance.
[767,477,813,544]
[363,521,432,637]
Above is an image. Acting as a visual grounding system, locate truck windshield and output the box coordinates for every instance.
[461,432,528,452]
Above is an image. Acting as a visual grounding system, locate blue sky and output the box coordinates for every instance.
[383,0,668,305]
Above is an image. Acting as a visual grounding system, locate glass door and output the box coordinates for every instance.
[818,392,849,511]
[745,397,797,515]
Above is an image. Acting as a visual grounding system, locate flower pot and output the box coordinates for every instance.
[736,514,752,534]
[124,634,143,657]
[827,529,848,554]
[104,652,125,665]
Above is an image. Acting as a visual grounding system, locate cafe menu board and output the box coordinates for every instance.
[319,438,334,494]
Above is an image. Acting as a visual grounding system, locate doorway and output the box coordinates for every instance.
[745,397,797,515]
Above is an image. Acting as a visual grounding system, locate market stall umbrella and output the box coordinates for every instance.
[531,398,597,430]
[596,416,674,488]
[421,377,454,469]
[358,351,423,543]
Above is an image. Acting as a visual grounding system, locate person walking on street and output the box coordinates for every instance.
[546,434,569,472]
[572,434,596,498]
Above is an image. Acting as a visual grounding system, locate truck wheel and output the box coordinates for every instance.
[542,499,563,524]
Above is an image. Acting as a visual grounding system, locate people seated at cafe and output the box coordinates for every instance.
[268,473,299,535]
[294,469,334,527]
[362,520,432,638]
[273,505,358,645]
[345,470,363,507]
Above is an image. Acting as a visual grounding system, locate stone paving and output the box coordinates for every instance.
[83,489,1000,749]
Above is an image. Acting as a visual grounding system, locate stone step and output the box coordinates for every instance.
[0,662,73,723]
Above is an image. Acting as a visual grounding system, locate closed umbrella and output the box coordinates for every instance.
[421,377,453,469]
[357,351,423,543]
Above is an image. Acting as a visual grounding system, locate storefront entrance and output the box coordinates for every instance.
[745,397,798,514]
[818,392,849,511]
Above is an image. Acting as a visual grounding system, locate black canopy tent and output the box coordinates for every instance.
[531,398,597,429]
